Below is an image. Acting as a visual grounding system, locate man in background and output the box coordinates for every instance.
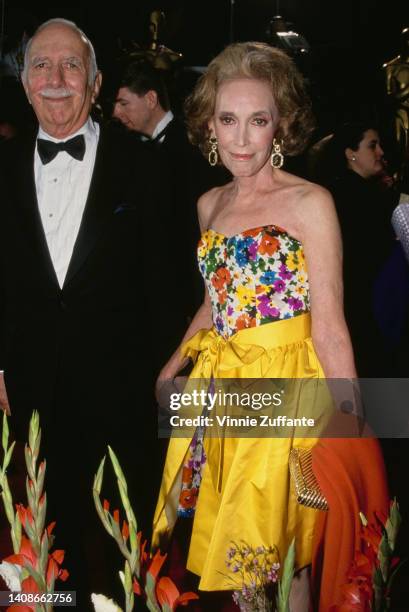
[112,59,229,315]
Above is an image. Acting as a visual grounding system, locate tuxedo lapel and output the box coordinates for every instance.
[10,136,60,289]
[63,128,117,288]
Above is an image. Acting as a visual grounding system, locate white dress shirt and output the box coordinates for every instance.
[151,110,174,143]
[34,118,100,287]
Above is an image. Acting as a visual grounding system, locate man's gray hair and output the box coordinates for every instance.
[21,18,99,86]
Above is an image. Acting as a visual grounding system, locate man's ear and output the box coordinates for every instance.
[345,147,356,162]
[91,71,102,104]
[145,89,158,110]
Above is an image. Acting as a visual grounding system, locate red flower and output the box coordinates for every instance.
[178,488,198,510]
[211,267,231,290]
[218,289,227,305]
[132,536,199,610]
[5,527,69,589]
[332,504,401,611]
[122,520,129,541]
[133,577,142,596]
[46,549,68,585]
[258,235,279,256]
[16,504,34,529]
[347,551,374,582]
[243,227,263,237]
[362,521,383,554]
[147,550,167,582]
[236,313,256,330]
[181,465,193,483]
[5,536,37,568]
[156,576,199,610]
[47,521,56,537]
[137,532,149,565]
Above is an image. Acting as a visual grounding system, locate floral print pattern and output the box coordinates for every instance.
[198,225,310,338]
[177,430,207,518]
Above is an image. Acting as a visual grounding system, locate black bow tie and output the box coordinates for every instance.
[37,134,86,164]
[146,125,169,148]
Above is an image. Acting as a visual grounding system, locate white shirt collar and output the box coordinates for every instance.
[151,110,174,140]
[37,117,97,143]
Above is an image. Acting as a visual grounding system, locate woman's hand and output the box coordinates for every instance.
[156,373,189,409]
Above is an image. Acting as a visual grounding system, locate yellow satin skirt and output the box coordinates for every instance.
[153,313,328,591]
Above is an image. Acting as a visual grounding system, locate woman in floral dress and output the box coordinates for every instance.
[153,43,388,610]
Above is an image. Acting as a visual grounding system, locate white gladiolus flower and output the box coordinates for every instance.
[91,593,123,612]
[0,561,22,591]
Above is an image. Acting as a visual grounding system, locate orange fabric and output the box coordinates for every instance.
[311,434,389,610]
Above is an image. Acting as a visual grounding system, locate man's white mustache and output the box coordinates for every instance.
[40,88,73,99]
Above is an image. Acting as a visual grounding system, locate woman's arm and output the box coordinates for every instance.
[300,185,356,378]
[156,290,213,383]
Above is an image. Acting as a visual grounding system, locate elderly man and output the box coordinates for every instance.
[0,18,177,605]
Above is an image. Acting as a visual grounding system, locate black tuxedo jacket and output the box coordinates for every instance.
[0,122,187,596]
[155,117,230,312]
[0,123,182,469]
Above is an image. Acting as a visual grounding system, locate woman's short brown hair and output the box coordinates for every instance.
[185,42,315,158]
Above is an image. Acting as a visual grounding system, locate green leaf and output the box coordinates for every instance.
[26,476,35,509]
[379,536,391,583]
[2,481,15,526]
[40,531,49,576]
[36,460,46,498]
[25,445,35,481]
[276,539,295,612]
[385,500,401,552]
[93,489,113,537]
[373,567,384,588]
[93,455,106,495]
[108,446,128,490]
[2,411,9,454]
[23,514,36,542]
[12,514,22,553]
[28,418,39,467]
[145,572,161,612]
[35,493,47,537]
[387,557,408,591]
[117,479,137,529]
[3,441,16,473]
[373,582,383,612]
[24,560,46,592]
[124,560,133,593]
[110,514,123,542]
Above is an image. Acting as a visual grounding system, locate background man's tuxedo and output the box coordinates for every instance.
[148,116,230,314]
[0,124,183,600]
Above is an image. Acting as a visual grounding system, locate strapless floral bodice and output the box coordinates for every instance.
[198,225,310,338]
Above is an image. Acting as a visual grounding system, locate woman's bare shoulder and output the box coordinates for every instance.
[289,179,341,247]
[279,173,335,220]
[197,183,233,230]
[280,171,331,201]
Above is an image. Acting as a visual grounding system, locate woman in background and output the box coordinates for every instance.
[324,123,406,376]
